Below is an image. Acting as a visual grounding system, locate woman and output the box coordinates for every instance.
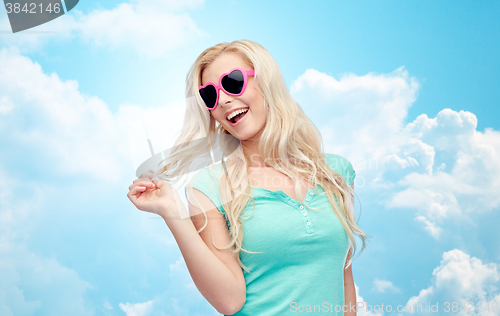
[127,40,369,315]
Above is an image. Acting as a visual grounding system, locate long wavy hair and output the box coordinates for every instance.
[153,40,369,273]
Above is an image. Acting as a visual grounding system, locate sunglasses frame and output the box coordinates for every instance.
[198,67,255,110]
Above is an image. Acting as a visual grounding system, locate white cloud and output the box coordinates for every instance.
[0,95,15,115]
[355,284,384,316]
[74,2,206,59]
[0,164,95,315]
[0,0,206,58]
[291,68,500,238]
[372,278,401,294]
[291,67,420,161]
[415,215,442,240]
[0,46,157,183]
[0,47,196,183]
[103,301,113,310]
[119,300,154,316]
[0,47,210,315]
[0,241,93,316]
[387,110,500,230]
[131,0,205,13]
[406,249,500,315]
[117,256,219,316]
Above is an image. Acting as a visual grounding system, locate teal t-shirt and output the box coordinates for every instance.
[187,153,356,315]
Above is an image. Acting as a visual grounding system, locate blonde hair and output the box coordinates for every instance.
[153,40,370,272]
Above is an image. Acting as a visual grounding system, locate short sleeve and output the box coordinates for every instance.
[324,153,356,186]
[185,164,231,231]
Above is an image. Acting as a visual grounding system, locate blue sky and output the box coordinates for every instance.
[0,1,499,315]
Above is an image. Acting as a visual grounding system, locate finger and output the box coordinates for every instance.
[128,186,147,199]
[129,180,155,191]
[152,180,165,190]
[127,188,138,203]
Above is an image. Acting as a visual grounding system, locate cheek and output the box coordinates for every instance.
[251,95,266,117]
[212,110,226,124]
[245,90,264,110]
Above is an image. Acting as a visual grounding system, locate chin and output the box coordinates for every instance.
[236,130,261,142]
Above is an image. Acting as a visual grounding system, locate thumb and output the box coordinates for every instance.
[152,180,162,187]
[152,180,168,192]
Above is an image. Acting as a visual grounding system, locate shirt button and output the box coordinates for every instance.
[306,222,311,226]
[305,199,310,202]
[299,205,304,210]
[303,212,308,217]
[309,192,314,196]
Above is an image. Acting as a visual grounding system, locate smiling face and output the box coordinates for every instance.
[201,53,267,142]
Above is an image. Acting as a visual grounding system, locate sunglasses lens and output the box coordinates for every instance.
[199,85,217,109]
[222,69,245,94]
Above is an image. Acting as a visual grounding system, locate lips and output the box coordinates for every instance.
[225,107,250,121]
[227,109,248,127]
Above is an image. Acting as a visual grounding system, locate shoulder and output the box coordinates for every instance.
[324,153,356,186]
[190,163,225,189]
[186,163,225,207]
[186,163,231,229]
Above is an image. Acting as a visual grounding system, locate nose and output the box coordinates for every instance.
[218,88,234,107]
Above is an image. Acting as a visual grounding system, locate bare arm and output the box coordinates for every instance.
[164,188,246,315]
[344,248,356,315]
[127,179,245,315]
[344,182,357,315]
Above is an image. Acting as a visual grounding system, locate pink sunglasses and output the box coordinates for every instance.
[198,67,255,110]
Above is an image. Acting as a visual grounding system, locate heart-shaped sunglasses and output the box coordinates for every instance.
[198,67,255,110]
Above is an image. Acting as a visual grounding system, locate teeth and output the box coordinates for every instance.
[227,108,249,121]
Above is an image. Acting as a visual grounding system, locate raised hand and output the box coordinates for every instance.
[127,173,183,219]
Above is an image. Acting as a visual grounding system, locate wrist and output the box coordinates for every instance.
[160,204,189,223]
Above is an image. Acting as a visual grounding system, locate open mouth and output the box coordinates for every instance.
[227,108,249,124]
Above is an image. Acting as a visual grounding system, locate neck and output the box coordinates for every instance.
[241,130,274,169]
